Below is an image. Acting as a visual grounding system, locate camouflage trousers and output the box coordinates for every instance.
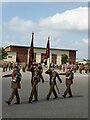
[29,80,38,102]
[47,82,58,98]
[64,79,72,96]
[7,88,20,103]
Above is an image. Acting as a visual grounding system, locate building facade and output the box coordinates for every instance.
[4,45,77,65]
[4,51,16,62]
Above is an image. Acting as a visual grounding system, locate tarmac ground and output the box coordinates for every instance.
[1,68,89,118]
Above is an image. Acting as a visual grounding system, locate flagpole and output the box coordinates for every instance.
[49,57,50,69]
[48,36,50,69]
[28,32,34,68]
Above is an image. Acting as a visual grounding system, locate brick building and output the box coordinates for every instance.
[4,45,77,65]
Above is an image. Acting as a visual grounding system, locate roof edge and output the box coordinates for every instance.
[4,45,78,51]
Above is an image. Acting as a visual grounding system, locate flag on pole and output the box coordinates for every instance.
[45,37,50,59]
[28,32,34,68]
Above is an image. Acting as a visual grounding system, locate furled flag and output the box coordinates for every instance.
[28,32,34,68]
[45,37,50,59]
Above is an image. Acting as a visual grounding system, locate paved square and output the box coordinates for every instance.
[2,69,88,118]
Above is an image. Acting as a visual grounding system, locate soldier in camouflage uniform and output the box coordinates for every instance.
[3,65,22,105]
[2,62,6,72]
[79,63,83,74]
[88,63,90,73]
[38,63,44,83]
[62,67,74,98]
[45,68,62,100]
[84,63,88,73]
[29,64,44,103]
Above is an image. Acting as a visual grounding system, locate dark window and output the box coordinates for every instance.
[41,53,46,63]
[70,55,76,59]
[34,53,36,62]
[14,48,18,52]
[8,56,12,58]
[23,51,26,56]
[52,54,57,64]
[41,53,47,65]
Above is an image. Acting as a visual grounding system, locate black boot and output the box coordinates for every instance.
[6,101,10,106]
[29,99,31,103]
[68,95,73,98]
[14,102,20,104]
[53,96,58,99]
[62,95,66,98]
[46,97,49,100]
[32,99,38,102]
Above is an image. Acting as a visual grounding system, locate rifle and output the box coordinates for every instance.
[56,83,60,94]
[2,74,12,78]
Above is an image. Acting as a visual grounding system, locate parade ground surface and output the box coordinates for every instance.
[1,68,89,118]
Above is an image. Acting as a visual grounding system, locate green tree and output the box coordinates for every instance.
[0,47,8,60]
[61,54,68,64]
[0,47,2,60]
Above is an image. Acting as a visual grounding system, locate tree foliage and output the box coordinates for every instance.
[0,47,8,60]
[61,54,68,64]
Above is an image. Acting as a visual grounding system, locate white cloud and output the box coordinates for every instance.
[0,40,2,47]
[0,24,2,47]
[6,35,16,40]
[4,7,88,33]
[4,16,36,33]
[39,7,88,31]
[61,38,88,59]
[2,40,16,47]
[83,38,88,45]
[0,28,1,35]
[3,6,88,59]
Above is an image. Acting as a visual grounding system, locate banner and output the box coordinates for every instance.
[28,32,34,67]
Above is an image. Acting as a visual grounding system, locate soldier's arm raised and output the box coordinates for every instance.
[58,72,66,75]
[27,66,33,72]
[45,69,51,74]
[56,73,62,83]
[2,74,12,78]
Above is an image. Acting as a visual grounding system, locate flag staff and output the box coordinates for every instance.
[45,36,50,69]
[28,32,34,68]
[48,36,50,69]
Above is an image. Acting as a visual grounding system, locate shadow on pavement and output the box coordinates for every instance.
[8,95,84,106]
[72,95,84,98]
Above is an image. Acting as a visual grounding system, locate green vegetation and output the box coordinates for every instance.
[0,47,2,60]
[0,47,8,60]
[61,54,68,64]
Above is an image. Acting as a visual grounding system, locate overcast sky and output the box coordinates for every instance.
[0,2,89,59]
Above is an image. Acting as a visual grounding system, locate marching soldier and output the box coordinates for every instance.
[45,67,62,100]
[5,62,8,71]
[3,65,22,105]
[27,63,36,86]
[22,62,27,72]
[84,63,88,73]
[11,62,14,70]
[88,63,90,73]
[79,63,83,74]
[73,64,76,73]
[2,62,6,72]
[27,64,36,102]
[38,63,44,83]
[8,62,11,71]
[62,67,74,98]
[29,64,44,103]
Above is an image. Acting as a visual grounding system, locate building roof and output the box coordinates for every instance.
[5,51,16,53]
[5,45,78,51]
